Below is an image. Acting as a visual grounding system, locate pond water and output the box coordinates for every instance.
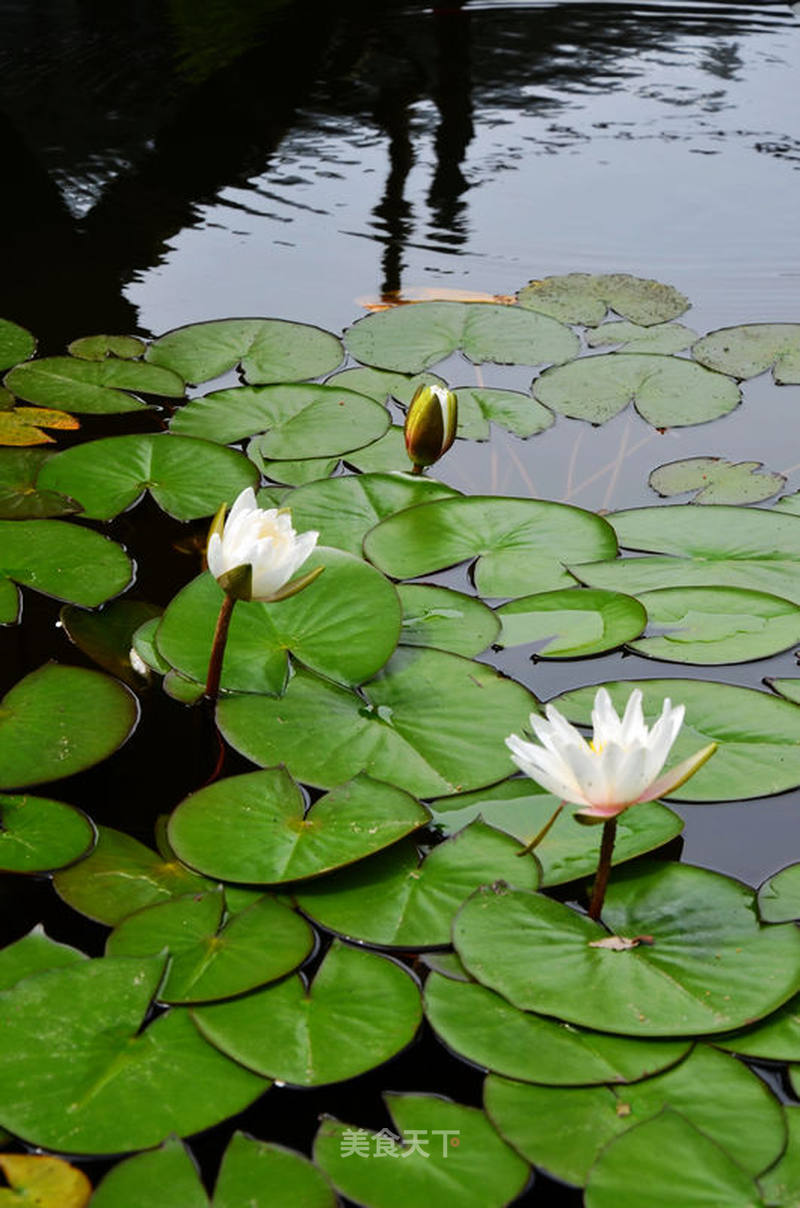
[1,1,799,1205]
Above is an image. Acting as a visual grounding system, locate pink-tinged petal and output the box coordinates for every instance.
[574,800,631,821]
[595,742,652,807]
[635,742,718,802]
[506,735,588,804]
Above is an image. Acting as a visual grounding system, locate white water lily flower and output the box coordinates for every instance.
[506,687,716,820]
[207,487,319,602]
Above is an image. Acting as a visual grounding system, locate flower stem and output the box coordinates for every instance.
[409,463,424,476]
[205,592,236,702]
[516,802,564,857]
[588,818,617,921]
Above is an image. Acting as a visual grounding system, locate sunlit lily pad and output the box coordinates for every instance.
[0,448,81,518]
[213,1134,336,1208]
[90,1138,208,1208]
[0,404,80,447]
[758,863,800,923]
[146,317,343,384]
[452,386,554,441]
[0,518,132,615]
[325,366,447,406]
[364,495,617,598]
[37,433,258,520]
[170,383,390,459]
[67,334,146,361]
[575,504,800,604]
[532,353,740,427]
[454,863,800,1036]
[759,1105,800,1207]
[294,820,539,948]
[630,586,800,664]
[693,323,800,383]
[54,825,212,925]
[156,550,401,695]
[287,472,459,558]
[486,1045,784,1187]
[193,940,422,1086]
[0,793,95,873]
[0,927,86,992]
[585,321,697,355]
[517,273,689,325]
[106,889,314,1004]
[0,319,36,370]
[249,446,339,486]
[218,647,537,797]
[0,956,268,1153]
[5,357,184,413]
[0,665,138,791]
[774,491,800,516]
[345,301,579,372]
[398,583,500,655]
[649,457,785,505]
[314,1093,530,1208]
[60,600,162,687]
[0,1152,92,1208]
[168,769,429,884]
[555,678,800,801]
[424,972,689,1086]
[496,588,646,657]
[428,780,682,887]
[344,426,409,473]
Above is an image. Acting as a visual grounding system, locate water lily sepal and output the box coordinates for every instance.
[404,383,458,470]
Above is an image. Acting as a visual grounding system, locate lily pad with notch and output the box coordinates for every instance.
[585,321,697,355]
[344,425,409,473]
[0,448,81,519]
[398,583,500,655]
[90,1138,209,1208]
[517,273,689,326]
[454,862,800,1036]
[67,334,146,361]
[758,862,800,924]
[532,353,740,428]
[325,365,447,406]
[5,357,184,413]
[496,588,646,658]
[345,300,580,373]
[249,446,339,487]
[0,664,138,791]
[218,646,538,798]
[294,819,539,948]
[193,939,422,1086]
[0,319,36,370]
[451,385,555,441]
[630,586,800,664]
[0,403,80,448]
[649,457,785,505]
[0,793,95,874]
[146,317,344,384]
[363,495,618,598]
[213,1134,337,1208]
[36,433,258,521]
[758,1105,800,1208]
[0,927,86,992]
[692,323,800,384]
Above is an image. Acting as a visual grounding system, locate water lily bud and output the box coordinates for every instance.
[404,384,457,471]
[206,487,321,603]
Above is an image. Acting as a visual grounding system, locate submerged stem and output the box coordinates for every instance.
[588,818,618,921]
[205,592,236,702]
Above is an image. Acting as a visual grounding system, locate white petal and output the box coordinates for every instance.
[636,742,717,802]
[506,735,588,804]
[619,689,646,745]
[591,687,623,745]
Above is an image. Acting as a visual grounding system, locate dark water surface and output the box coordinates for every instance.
[1,2,799,1202]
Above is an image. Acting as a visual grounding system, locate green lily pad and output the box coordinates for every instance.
[398,583,500,655]
[345,301,579,373]
[586,1111,765,1207]
[0,578,19,624]
[54,825,213,925]
[325,366,447,404]
[0,319,36,370]
[67,334,146,361]
[428,780,683,887]
[517,273,689,325]
[5,357,184,413]
[249,445,339,486]
[693,323,800,384]
[767,678,800,704]
[163,669,206,704]
[146,317,343,384]
[0,927,86,992]
[345,426,409,473]
[213,1134,336,1208]
[774,491,800,516]
[0,664,138,791]
[0,448,81,519]
[454,862,800,1036]
[759,863,800,923]
[168,769,429,885]
[90,1138,209,1208]
[193,940,422,1086]
[715,992,800,1062]
[156,550,400,695]
[630,586,800,664]
[486,1045,784,1187]
[132,617,172,675]
[0,518,133,614]
[60,600,162,687]
[364,495,618,598]
[759,1104,800,1207]
[532,353,740,427]
[0,956,268,1153]
[585,321,698,355]
[106,890,314,1004]
[171,383,389,459]
[36,433,258,521]
[314,1093,530,1208]
[424,971,689,1086]
[218,646,538,797]
[649,457,785,505]
[0,793,95,873]
[294,820,539,948]
[496,588,646,657]
[555,678,800,801]
[451,386,554,441]
[287,471,460,558]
